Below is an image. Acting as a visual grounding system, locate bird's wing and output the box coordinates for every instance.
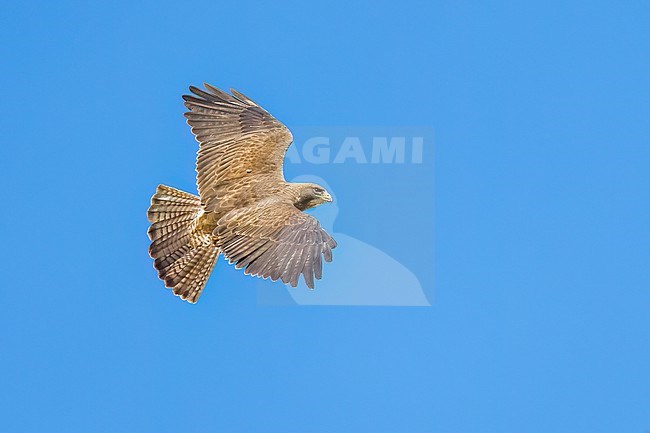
[183,84,293,211]
[214,200,337,288]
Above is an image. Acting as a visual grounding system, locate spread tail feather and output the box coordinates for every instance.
[147,185,218,303]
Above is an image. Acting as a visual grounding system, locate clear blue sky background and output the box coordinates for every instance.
[1,1,649,432]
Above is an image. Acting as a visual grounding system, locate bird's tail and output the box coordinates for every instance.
[147,185,219,303]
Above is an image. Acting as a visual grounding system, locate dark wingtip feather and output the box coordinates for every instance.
[322,244,333,262]
[303,272,315,289]
[230,88,256,105]
[203,82,220,92]
[203,83,238,102]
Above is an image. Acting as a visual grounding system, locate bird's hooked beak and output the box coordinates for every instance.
[323,191,333,203]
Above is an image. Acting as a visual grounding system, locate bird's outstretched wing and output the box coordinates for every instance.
[183,84,293,211]
[214,199,337,288]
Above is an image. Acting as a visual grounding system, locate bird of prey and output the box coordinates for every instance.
[147,84,337,303]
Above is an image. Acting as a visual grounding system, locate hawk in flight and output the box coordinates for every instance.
[147,84,337,303]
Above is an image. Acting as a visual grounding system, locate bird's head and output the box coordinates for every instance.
[293,183,333,210]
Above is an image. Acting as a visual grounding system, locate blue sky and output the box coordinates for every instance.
[1,1,649,432]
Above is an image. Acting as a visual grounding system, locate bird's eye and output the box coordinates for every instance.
[314,187,323,194]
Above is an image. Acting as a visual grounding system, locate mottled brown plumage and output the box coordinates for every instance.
[147,84,336,303]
